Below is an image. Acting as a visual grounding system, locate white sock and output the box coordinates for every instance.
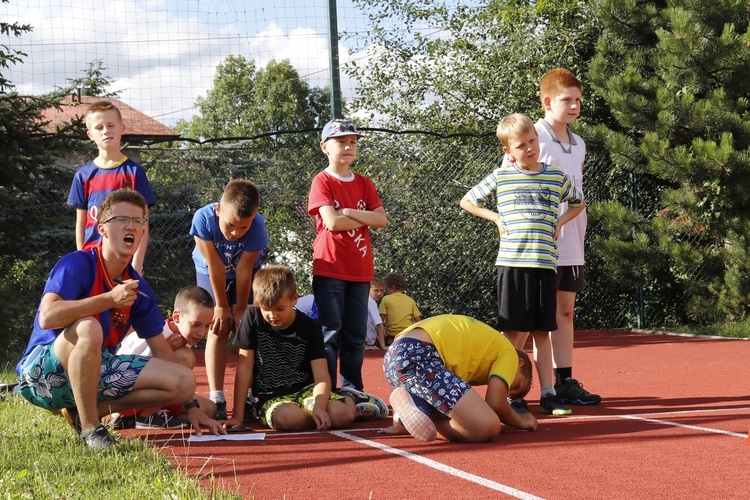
[210,390,226,403]
[541,386,555,397]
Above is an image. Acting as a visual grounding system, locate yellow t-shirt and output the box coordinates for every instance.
[397,315,518,389]
[379,292,421,337]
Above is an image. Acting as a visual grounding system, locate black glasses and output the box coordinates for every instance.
[102,215,148,226]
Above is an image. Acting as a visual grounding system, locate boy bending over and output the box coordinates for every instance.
[382,315,537,442]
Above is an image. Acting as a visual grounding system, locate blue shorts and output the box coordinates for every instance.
[17,343,150,411]
[382,337,470,417]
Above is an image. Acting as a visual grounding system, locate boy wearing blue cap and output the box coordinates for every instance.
[307,119,387,392]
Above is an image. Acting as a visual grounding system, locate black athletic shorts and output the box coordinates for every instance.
[497,266,557,332]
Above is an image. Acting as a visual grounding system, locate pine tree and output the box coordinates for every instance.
[588,0,750,324]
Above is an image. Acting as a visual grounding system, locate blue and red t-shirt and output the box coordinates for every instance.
[15,248,164,374]
[67,157,155,249]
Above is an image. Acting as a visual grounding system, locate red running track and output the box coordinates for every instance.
[124,330,750,499]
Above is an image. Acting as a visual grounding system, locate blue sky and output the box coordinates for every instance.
[2,0,373,125]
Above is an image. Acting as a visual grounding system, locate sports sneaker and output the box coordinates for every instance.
[508,397,529,414]
[135,409,187,429]
[243,400,259,423]
[338,387,389,421]
[539,393,573,416]
[214,401,227,421]
[389,387,436,442]
[109,412,136,430]
[555,378,602,405]
[81,425,116,449]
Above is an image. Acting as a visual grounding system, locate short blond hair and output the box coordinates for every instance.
[85,100,122,128]
[495,113,536,148]
[252,265,297,308]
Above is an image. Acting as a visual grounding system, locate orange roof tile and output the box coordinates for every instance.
[40,94,180,144]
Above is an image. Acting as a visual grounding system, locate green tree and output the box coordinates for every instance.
[175,56,332,143]
[587,0,750,325]
[59,59,120,98]
[346,0,602,135]
[0,0,78,365]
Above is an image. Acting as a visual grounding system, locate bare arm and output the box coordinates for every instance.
[37,281,139,330]
[554,201,586,240]
[131,206,149,275]
[318,205,387,232]
[225,348,255,428]
[460,194,505,236]
[193,236,231,335]
[233,250,260,329]
[144,333,180,364]
[485,376,538,431]
[310,358,333,430]
[75,209,87,250]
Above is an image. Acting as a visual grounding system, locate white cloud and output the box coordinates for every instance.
[2,0,363,126]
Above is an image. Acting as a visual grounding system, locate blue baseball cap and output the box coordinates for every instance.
[321,119,364,142]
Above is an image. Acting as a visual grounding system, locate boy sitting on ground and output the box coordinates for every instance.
[224,265,388,432]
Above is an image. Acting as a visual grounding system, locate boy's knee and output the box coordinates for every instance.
[174,347,196,369]
[468,419,501,443]
[328,400,356,428]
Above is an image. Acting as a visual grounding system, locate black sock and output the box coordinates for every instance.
[554,367,572,386]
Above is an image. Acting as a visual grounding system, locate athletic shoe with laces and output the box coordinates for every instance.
[508,397,529,414]
[338,387,389,421]
[81,425,116,449]
[214,401,227,421]
[135,409,187,429]
[555,378,602,405]
[389,387,436,442]
[539,393,573,416]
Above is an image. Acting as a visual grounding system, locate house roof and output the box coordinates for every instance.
[40,94,181,144]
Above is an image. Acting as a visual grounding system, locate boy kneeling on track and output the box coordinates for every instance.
[382,315,538,442]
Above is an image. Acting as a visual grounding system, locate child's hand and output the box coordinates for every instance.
[312,406,331,431]
[223,417,243,429]
[516,412,538,431]
[211,306,232,336]
[494,218,508,238]
[166,332,187,351]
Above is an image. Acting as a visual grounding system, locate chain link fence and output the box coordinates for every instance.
[2,133,708,365]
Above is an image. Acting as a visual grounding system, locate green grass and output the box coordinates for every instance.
[0,372,243,499]
[676,318,750,339]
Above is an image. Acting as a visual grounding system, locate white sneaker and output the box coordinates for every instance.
[389,387,436,442]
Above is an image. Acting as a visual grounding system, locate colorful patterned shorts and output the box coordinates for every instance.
[383,337,470,417]
[18,343,149,411]
[259,383,346,429]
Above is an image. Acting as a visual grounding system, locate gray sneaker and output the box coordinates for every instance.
[540,393,572,416]
[508,397,529,414]
[81,425,116,449]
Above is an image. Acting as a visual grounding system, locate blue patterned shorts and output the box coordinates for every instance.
[383,337,470,417]
[18,343,150,411]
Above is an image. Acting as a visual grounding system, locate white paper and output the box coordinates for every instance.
[188,432,266,442]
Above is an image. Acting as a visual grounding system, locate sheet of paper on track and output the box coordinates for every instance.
[188,432,266,442]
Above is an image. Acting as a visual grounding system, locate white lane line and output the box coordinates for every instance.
[329,430,544,500]
[618,414,747,438]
